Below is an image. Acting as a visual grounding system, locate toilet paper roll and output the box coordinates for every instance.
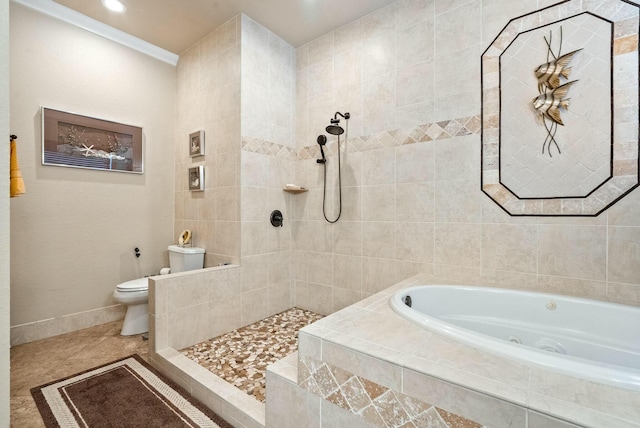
[159,267,171,275]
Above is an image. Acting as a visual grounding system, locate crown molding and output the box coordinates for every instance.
[11,0,179,66]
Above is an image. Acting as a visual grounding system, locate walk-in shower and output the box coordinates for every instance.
[317,112,350,223]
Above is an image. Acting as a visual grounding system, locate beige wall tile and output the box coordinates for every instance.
[241,151,269,187]
[363,222,396,258]
[335,19,363,53]
[608,226,640,284]
[396,141,434,183]
[269,251,291,285]
[363,72,396,133]
[607,186,640,226]
[333,288,363,312]
[434,0,481,55]
[265,370,321,428]
[396,0,434,31]
[537,275,607,301]
[268,281,291,314]
[168,303,209,350]
[435,179,482,223]
[403,368,526,427]
[397,21,434,69]
[482,224,537,273]
[363,184,396,221]
[308,33,334,67]
[362,148,396,185]
[363,3,396,39]
[321,340,404,391]
[333,255,363,291]
[307,251,334,286]
[363,258,397,294]
[216,151,239,186]
[607,281,640,306]
[333,221,362,256]
[241,287,270,325]
[167,278,209,312]
[240,254,269,292]
[308,283,333,315]
[434,223,481,268]
[215,186,240,221]
[435,134,479,182]
[527,410,582,428]
[538,225,606,280]
[396,181,435,222]
[241,221,268,256]
[479,269,538,290]
[529,369,640,428]
[337,186,362,222]
[396,222,434,263]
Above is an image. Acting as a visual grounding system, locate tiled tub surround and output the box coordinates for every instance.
[181,307,323,403]
[295,274,640,428]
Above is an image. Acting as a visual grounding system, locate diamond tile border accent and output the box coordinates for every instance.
[241,136,297,160]
[298,354,485,428]
[241,115,481,161]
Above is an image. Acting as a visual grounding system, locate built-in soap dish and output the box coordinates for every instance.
[283,184,308,194]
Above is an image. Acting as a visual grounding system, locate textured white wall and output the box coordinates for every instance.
[9,3,176,326]
[0,0,10,422]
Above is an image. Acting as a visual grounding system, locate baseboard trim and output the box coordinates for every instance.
[10,304,126,346]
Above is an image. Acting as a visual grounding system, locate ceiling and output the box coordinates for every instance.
[51,0,398,54]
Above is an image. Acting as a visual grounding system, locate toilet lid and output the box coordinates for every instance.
[116,277,148,292]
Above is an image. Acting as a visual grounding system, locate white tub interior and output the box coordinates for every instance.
[390,285,640,392]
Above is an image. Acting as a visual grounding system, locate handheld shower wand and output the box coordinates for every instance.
[316,135,327,164]
[318,111,350,223]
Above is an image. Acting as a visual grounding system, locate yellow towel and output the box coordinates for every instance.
[10,138,26,197]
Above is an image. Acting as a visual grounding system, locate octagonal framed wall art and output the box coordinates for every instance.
[481,0,639,216]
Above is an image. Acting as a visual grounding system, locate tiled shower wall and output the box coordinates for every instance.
[239,15,296,323]
[176,15,297,326]
[291,0,640,316]
[175,1,640,320]
[175,16,242,267]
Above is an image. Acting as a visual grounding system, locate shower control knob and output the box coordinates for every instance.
[270,210,283,227]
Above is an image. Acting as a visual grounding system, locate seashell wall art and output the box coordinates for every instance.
[481,0,639,216]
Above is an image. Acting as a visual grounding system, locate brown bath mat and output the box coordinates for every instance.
[30,354,233,428]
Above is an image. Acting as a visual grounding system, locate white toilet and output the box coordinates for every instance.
[113,245,205,336]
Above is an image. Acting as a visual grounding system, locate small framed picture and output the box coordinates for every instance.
[189,130,204,157]
[188,166,204,191]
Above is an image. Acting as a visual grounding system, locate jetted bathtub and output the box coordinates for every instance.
[389,285,640,392]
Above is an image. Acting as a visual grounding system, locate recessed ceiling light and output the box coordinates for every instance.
[101,0,126,13]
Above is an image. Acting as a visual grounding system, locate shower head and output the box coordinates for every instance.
[326,111,350,135]
[316,135,327,164]
[326,124,344,135]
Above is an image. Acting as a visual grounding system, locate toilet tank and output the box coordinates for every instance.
[168,245,205,273]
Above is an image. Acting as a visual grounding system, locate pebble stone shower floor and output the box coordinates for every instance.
[181,307,324,402]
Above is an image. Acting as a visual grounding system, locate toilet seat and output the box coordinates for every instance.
[116,277,148,292]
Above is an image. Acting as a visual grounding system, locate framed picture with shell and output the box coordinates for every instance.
[42,107,143,173]
[188,166,204,191]
[189,130,204,157]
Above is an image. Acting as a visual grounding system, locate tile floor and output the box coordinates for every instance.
[182,307,323,403]
[10,320,148,427]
